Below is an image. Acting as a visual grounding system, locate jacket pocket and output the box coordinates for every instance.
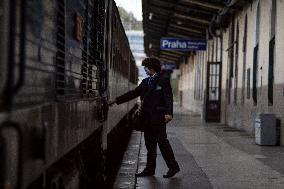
[150,107,166,124]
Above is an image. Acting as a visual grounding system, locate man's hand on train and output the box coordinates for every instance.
[165,114,173,123]
[108,99,116,106]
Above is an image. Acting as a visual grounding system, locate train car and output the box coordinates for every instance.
[0,0,138,188]
[107,4,138,135]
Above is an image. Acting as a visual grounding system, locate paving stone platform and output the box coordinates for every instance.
[114,105,284,189]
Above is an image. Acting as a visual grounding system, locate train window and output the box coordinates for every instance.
[81,1,89,96]
[78,0,106,97]
[268,0,276,106]
[110,6,137,84]
[97,0,106,94]
[55,0,66,96]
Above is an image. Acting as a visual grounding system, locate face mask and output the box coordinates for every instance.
[144,67,151,76]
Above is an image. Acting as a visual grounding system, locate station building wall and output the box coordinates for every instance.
[178,0,284,145]
[179,53,206,114]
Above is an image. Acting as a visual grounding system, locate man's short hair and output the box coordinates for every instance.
[142,57,161,73]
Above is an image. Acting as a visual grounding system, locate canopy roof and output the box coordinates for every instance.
[142,0,250,64]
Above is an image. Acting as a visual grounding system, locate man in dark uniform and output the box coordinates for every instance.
[109,57,180,178]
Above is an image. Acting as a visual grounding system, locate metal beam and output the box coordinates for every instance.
[160,50,186,55]
[170,17,209,29]
[151,0,175,7]
[146,11,170,19]
[160,51,182,58]
[167,29,205,38]
[144,28,164,34]
[149,6,171,15]
[150,0,216,16]
[160,57,179,63]
[180,0,223,10]
[160,53,180,59]
[159,57,179,63]
[174,13,210,24]
[160,57,180,62]
[175,4,216,16]
[146,22,166,30]
[149,1,213,25]
[169,23,204,34]
[167,31,199,39]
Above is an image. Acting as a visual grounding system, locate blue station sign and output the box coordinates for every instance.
[160,38,207,51]
[161,63,177,70]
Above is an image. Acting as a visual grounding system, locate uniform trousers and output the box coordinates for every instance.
[144,123,179,172]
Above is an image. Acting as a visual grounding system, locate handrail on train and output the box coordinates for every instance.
[2,0,27,112]
[0,121,23,189]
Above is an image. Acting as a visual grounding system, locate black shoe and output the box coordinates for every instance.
[163,167,180,178]
[135,169,155,177]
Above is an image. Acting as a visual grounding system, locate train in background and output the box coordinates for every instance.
[0,0,138,188]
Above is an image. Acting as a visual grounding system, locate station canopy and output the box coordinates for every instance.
[142,0,250,65]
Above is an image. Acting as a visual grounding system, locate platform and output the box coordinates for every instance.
[114,105,284,189]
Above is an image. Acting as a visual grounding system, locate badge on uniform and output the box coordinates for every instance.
[155,85,162,90]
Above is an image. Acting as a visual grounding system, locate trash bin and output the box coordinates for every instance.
[255,114,277,146]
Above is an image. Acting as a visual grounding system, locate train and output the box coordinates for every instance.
[0,0,138,188]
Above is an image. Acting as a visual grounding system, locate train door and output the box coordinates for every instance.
[205,61,222,122]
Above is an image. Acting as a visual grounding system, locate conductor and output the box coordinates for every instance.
[108,57,180,178]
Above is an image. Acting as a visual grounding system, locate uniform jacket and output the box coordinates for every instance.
[116,74,173,125]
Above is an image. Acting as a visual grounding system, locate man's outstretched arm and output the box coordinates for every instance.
[109,79,147,106]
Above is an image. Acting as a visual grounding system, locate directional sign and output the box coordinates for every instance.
[161,38,207,51]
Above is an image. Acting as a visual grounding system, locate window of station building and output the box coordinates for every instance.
[227,16,235,104]
[194,54,202,100]
[242,15,248,104]
[268,0,276,106]
[199,53,204,100]
[211,39,215,62]
[194,62,197,99]
[207,41,210,62]
[234,22,239,105]
[253,1,260,105]
[229,18,235,78]
[247,68,251,99]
